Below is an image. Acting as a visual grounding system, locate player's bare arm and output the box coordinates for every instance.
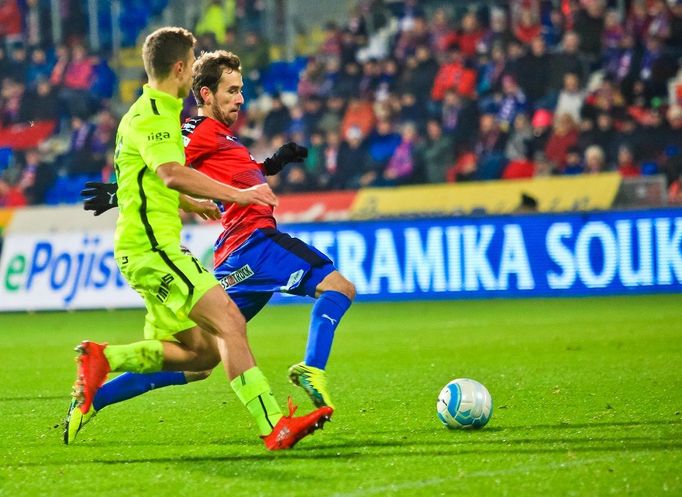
[155,161,278,207]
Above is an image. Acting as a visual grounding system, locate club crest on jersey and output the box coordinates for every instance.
[219,264,254,289]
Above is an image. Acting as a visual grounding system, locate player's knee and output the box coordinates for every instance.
[336,277,356,301]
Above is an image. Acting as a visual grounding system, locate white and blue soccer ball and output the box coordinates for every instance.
[437,378,493,429]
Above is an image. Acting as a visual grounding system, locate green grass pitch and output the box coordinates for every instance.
[1,295,680,497]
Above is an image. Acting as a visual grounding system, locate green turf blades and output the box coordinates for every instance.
[0,295,680,496]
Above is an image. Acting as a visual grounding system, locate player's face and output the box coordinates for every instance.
[209,69,244,126]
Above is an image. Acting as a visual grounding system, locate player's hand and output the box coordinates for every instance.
[183,198,222,220]
[81,181,118,216]
[262,142,308,175]
[234,183,278,207]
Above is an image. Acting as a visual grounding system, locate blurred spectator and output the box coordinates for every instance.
[616,144,640,177]
[591,112,619,165]
[668,1,682,50]
[458,11,485,58]
[341,96,376,140]
[502,143,535,179]
[0,0,23,48]
[417,118,454,184]
[26,47,52,89]
[394,16,430,62]
[431,46,477,102]
[238,30,270,80]
[513,4,542,45]
[316,93,345,135]
[18,148,56,204]
[366,118,400,171]
[195,0,235,44]
[544,112,579,170]
[530,108,553,155]
[495,74,527,133]
[504,112,533,161]
[601,9,625,62]
[476,43,507,97]
[380,121,417,185]
[63,115,104,177]
[542,7,565,49]
[474,112,507,180]
[429,8,458,54]
[262,94,290,140]
[89,52,117,104]
[481,7,513,52]
[573,0,605,65]
[563,145,584,175]
[399,45,439,106]
[51,44,94,118]
[440,89,477,152]
[335,60,362,99]
[638,35,678,98]
[447,150,477,182]
[554,72,584,123]
[22,77,59,122]
[516,36,551,106]
[549,31,588,91]
[339,126,369,188]
[6,45,28,83]
[584,144,606,174]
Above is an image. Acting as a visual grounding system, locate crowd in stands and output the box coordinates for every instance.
[2,0,682,208]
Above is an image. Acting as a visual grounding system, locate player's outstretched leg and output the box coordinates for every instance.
[261,397,333,451]
[63,370,204,444]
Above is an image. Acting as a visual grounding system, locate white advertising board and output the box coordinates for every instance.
[0,225,220,311]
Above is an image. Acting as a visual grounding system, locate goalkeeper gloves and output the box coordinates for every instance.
[81,181,118,216]
[262,142,308,175]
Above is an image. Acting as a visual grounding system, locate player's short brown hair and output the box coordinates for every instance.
[191,50,242,107]
[142,27,196,80]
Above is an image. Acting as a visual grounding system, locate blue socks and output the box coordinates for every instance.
[92,371,187,411]
[304,290,351,369]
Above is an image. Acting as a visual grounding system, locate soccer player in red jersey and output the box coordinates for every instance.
[72,50,355,444]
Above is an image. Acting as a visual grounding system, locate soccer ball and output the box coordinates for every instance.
[436,378,493,429]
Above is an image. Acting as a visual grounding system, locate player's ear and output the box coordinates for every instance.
[200,86,212,105]
[171,59,185,80]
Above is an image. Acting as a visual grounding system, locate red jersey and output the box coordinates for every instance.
[181,116,276,266]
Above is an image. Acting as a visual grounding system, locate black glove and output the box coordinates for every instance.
[262,142,308,175]
[81,181,119,216]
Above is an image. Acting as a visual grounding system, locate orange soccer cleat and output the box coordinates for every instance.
[72,341,111,414]
[262,397,333,450]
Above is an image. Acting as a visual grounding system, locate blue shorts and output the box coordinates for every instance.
[214,228,336,321]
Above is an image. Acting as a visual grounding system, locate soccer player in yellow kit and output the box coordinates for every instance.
[68,27,331,450]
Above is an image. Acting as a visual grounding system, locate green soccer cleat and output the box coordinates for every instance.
[63,397,97,445]
[288,362,335,409]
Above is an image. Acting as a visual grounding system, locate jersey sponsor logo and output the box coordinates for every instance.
[147,131,171,142]
[219,264,254,290]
